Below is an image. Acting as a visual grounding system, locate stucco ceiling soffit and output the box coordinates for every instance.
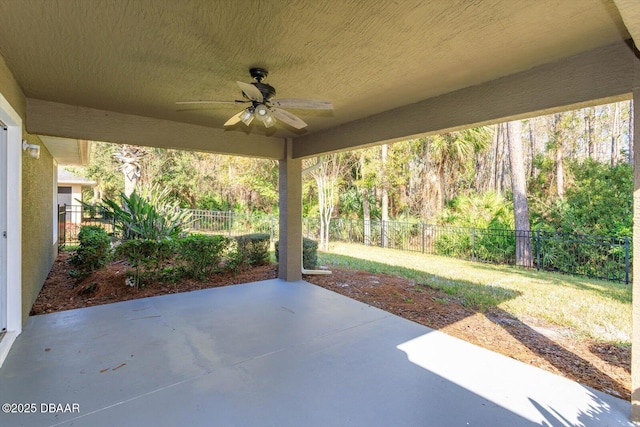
[0,0,629,143]
[40,136,91,166]
[78,139,91,165]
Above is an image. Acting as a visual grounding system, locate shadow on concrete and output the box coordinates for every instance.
[485,307,629,400]
[314,252,630,401]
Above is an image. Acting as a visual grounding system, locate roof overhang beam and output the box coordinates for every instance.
[26,99,285,160]
[293,41,636,159]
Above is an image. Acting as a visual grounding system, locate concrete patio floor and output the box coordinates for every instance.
[0,279,632,427]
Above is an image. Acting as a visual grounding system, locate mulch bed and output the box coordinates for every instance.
[32,252,631,400]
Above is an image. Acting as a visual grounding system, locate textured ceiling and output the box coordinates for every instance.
[0,0,630,139]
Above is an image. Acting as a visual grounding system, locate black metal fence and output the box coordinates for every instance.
[58,207,632,283]
[189,210,278,240]
[57,205,115,245]
[302,218,631,283]
[58,207,277,245]
[57,205,66,247]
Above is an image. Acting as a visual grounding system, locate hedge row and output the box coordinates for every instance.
[72,226,319,287]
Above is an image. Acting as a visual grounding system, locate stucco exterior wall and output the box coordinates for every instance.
[21,138,56,323]
[0,51,57,325]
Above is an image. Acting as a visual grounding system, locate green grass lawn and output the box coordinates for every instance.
[317,242,631,344]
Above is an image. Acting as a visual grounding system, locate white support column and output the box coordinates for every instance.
[632,60,640,423]
[278,138,302,281]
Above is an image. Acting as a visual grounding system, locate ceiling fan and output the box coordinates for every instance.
[176,68,333,130]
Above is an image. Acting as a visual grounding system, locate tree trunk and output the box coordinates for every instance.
[488,124,500,193]
[115,145,145,197]
[323,174,334,251]
[310,154,344,251]
[528,119,537,178]
[493,123,510,196]
[506,120,533,267]
[554,114,565,198]
[611,102,620,167]
[362,187,371,245]
[315,174,327,250]
[630,100,635,165]
[359,152,371,246]
[585,107,595,159]
[122,166,138,197]
[380,144,389,248]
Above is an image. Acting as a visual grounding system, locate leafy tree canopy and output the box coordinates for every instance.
[544,160,632,237]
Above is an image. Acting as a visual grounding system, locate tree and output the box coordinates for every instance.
[552,114,565,198]
[71,100,635,241]
[359,151,372,245]
[506,120,532,267]
[584,107,595,159]
[139,148,200,207]
[84,141,123,202]
[547,160,632,237]
[630,100,635,165]
[114,145,146,197]
[526,118,538,178]
[306,154,348,251]
[430,127,492,210]
[610,102,621,167]
[492,123,511,195]
[380,144,389,247]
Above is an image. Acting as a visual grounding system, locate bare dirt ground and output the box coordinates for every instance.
[32,252,631,400]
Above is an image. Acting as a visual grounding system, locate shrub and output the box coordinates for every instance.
[114,238,176,287]
[433,232,471,259]
[178,234,231,280]
[302,238,318,269]
[235,233,271,267]
[543,160,632,237]
[70,225,111,274]
[434,192,515,262]
[99,185,191,241]
[275,237,318,270]
[475,228,516,264]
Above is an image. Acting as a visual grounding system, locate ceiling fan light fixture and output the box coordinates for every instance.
[263,112,276,128]
[240,107,254,125]
[254,104,276,127]
[254,104,269,119]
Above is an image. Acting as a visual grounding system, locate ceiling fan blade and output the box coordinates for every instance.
[271,107,308,129]
[236,81,263,102]
[224,110,245,127]
[270,99,333,110]
[176,100,248,105]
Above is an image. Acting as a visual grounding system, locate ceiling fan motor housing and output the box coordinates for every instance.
[252,82,276,101]
[247,67,276,101]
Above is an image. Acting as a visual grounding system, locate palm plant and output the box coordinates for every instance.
[430,127,492,211]
[100,185,191,241]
